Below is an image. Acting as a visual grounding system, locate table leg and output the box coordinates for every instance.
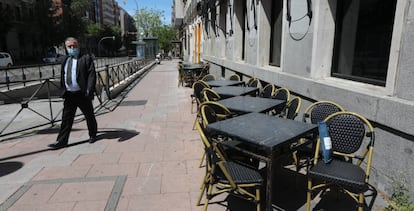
[266,155,273,211]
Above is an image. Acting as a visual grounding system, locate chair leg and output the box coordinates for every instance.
[306,179,313,211]
[358,193,364,211]
[191,100,194,113]
[203,183,214,211]
[256,188,261,211]
[197,177,206,206]
[199,151,205,168]
[192,116,198,130]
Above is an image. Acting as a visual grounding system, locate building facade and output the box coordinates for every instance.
[99,0,120,26]
[175,0,414,198]
[0,0,135,63]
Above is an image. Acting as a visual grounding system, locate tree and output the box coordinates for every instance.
[99,25,123,56]
[134,8,177,53]
[152,25,177,53]
[135,7,163,37]
[57,0,93,41]
[30,0,61,55]
[85,23,104,53]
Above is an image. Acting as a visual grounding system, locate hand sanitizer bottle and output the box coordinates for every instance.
[317,121,332,164]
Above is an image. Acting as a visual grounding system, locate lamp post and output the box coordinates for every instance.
[98,36,115,57]
[134,0,140,41]
[133,0,145,59]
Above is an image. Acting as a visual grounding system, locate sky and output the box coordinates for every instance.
[116,0,173,25]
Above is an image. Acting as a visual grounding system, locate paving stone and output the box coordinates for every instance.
[49,181,114,202]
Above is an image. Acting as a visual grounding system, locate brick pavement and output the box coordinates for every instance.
[0,60,226,211]
[0,60,387,211]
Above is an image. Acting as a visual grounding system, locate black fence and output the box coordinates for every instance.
[0,58,153,139]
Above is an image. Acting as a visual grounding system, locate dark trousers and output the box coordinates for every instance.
[56,92,97,144]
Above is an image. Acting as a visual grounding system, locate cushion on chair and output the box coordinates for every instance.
[308,159,368,192]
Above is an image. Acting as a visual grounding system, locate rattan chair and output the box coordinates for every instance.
[306,112,376,211]
[280,97,302,120]
[228,74,241,81]
[292,100,346,172]
[197,101,234,167]
[191,80,210,113]
[201,74,216,82]
[191,81,211,130]
[247,78,261,88]
[246,78,261,97]
[260,84,276,98]
[302,101,346,124]
[195,121,264,211]
[246,77,256,86]
[177,64,184,87]
[273,87,290,102]
[201,88,221,102]
[199,101,233,128]
[178,63,195,87]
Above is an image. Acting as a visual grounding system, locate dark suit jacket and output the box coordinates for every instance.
[60,53,96,99]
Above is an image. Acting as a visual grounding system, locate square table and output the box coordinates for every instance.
[182,64,205,86]
[205,80,245,87]
[213,86,259,99]
[206,112,318,210]
[218,96,285,114]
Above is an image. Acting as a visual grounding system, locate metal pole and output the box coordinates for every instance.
[98,36,116,57]
[134,0,139,41]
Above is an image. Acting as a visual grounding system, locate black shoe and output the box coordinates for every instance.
[48,141,67,149]
[89,136,97,144]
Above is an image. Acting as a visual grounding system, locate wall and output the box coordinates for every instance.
[201,0,414,197]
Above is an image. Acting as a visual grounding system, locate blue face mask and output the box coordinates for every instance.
[67,48,79,57]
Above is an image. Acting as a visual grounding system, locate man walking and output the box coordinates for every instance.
[48,37,98,149]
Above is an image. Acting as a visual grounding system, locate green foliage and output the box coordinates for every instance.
[85,23,104,39]
[101,25,123,53]
[134,7,177,52]
[58,0,92,39]
[69,0,92,17]
[135,7,164,37]
[152,25,177,52]
[384,177,414,211]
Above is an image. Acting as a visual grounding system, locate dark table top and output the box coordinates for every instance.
[218,96,285,114]
[205,80,245,87]
[213,86,259,98]
[182,63,204,70]
[206,112,317,153]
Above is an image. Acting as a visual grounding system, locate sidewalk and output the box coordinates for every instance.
[0,60,214,211]
[0,59,387,211]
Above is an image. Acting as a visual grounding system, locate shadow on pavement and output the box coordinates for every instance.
[0,148,53,162]
[97,128,140,142]
[0,161,24,177]
[35,127,83,134]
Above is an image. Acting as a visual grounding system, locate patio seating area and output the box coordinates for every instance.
[186,61,388,210]
[0,59,388,211]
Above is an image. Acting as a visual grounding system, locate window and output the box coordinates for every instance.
[15,6,21,21]
[332,0,397,86]
[269,0,283,67]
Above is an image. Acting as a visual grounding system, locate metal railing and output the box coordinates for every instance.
[0,57,130,91]
[0,58,153,139]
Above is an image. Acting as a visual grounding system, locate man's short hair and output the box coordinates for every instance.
[65,37,78,44]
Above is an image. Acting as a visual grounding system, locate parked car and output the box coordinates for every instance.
[42,53,63,63]
[0,52,13,67]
